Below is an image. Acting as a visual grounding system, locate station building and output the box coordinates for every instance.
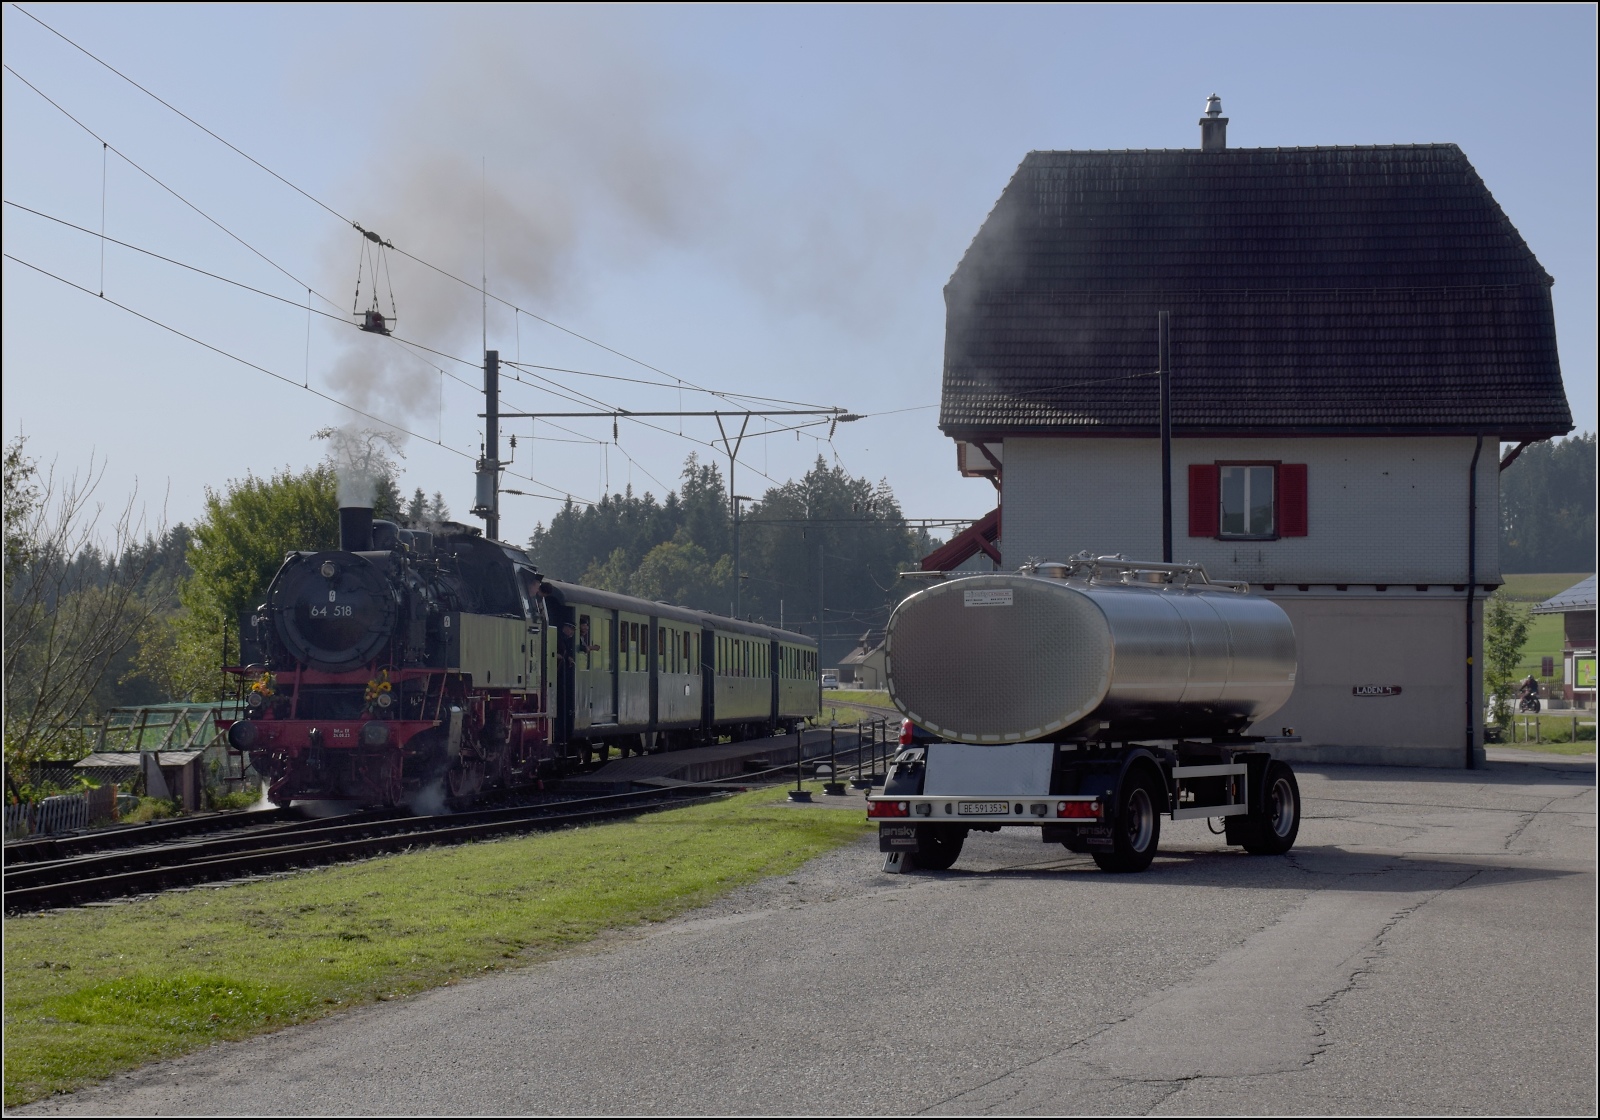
[928,98,1573,767]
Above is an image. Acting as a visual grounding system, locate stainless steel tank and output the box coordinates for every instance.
[885,560,1296,743]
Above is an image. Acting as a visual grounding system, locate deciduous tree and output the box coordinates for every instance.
[1483,594,1532,728]
[4,448,162,766]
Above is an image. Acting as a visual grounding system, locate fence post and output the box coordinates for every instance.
[825,727,845,796]
[788,727,811,802]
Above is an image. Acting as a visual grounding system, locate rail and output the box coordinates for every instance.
[3,723,905,913]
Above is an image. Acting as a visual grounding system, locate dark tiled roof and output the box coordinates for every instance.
[941,145,1572,438]
[1533,575,1596,614]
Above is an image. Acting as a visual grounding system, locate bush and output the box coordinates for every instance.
[123,798,177,823]
[208,789,261,811]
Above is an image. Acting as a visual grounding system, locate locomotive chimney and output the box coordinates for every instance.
[340,506,373,552]
[1200,93,1228,151]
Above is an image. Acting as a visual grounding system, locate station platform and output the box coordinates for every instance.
[561,727,872,794]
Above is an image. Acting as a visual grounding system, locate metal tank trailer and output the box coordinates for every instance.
[866,557,1304,873]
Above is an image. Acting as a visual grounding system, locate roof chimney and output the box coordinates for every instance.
[1200,93,1228,151]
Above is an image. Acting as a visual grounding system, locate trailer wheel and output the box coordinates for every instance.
[914,824,965,871]
[1093,767,1162,873]
[1238,761,1300,855]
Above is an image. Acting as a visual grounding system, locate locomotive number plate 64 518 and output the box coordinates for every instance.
[958,801,1009,815]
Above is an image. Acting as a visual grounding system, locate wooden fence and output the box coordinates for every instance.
[3,784,118,840]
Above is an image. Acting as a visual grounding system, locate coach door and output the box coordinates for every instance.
[575,610,616,726]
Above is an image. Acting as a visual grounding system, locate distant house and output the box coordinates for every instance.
[837,630,887,690]
[930,97,1573,766]
[1533,576,1597,710]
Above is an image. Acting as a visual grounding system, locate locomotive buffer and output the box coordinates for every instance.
[867,557,1303,874]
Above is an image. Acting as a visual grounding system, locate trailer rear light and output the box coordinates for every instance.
[899,719,915,746]
[867,800,910,818]
[1056,800,1102,818]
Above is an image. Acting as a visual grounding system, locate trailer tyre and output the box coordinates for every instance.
[1239,761,1301,855]
[914,824,965,871]
[1093,767,1162,873]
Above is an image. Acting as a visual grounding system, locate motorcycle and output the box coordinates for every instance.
[1518,694,1542,714]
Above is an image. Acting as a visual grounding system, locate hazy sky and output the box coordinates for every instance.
[4,3,1595,547]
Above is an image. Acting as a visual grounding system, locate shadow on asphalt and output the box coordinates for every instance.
[1296,759,1594,787]
[920,844,1585,892]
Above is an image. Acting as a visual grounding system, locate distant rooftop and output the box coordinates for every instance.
[1532,575,1596,615]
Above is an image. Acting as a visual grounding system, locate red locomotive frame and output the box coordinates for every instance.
[218,663,554,807]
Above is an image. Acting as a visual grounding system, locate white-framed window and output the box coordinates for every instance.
[1220,464,1275,538]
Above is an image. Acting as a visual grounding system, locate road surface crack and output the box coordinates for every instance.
[1299,869,1483,1072]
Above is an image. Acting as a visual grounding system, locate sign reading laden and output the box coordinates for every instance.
[1352,685,1403,697]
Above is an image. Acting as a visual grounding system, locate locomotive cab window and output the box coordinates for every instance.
[1220,464,1275,539]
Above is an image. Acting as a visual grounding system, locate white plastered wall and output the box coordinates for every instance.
[1002,436,1500,585]
[1247,593,1483,767]
[997,435,1498,766]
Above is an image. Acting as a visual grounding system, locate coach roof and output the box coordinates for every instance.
[942,144,1572,440]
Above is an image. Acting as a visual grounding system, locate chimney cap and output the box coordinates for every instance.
[1204,93,1223,118]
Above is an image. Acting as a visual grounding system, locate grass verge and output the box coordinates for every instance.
[3,784,871,1107]
[814,703,892,727]
[1491,739,1596,757]
[828,689,892,707]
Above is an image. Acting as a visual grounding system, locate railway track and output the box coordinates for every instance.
[2,804,334,866]
[2,787,719,914]
[4,727,899,913]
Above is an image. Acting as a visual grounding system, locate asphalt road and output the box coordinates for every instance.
[26,749,1596,1116]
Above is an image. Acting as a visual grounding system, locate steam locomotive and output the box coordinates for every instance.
[222,506,820,806]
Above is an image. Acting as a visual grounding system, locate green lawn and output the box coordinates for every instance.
[1496,710,1597,751]
[1497,573,1590,602]
[3,785,872,1107]
[814,703,891,728]
[1492,739,1596,757]
[829,689,891,707]
[1496,573,1588,688]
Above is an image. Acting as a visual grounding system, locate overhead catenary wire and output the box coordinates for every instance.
[6,14,873,509]
[5,8,838,413]
[4,61,720,449]
[6,70,832,490]
[2,199,543,421]
[1,252,591,507]
[10,6,1235,444]
[9,2,355,228]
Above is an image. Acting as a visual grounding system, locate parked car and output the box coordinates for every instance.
[821,671,840,690]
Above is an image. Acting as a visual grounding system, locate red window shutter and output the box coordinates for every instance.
[1280,464,1308,537]
[1188,464,1220,537]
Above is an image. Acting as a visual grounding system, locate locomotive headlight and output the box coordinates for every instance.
[246,690,266,710]
[374,691,393,710]
[320,560,337,578]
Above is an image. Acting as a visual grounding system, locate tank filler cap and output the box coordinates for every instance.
[1034,561,1072,580]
